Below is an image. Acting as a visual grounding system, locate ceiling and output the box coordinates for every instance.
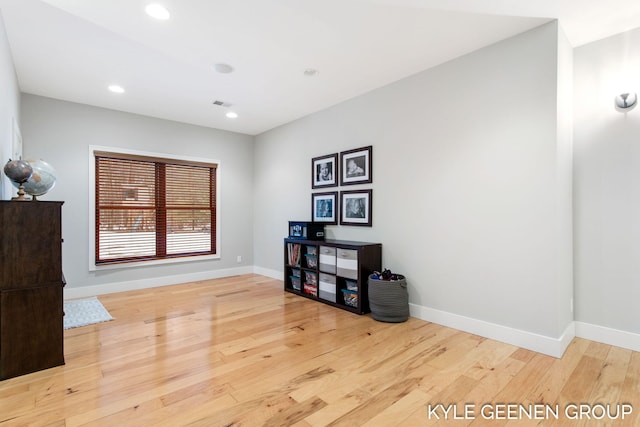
[1,0,639,136]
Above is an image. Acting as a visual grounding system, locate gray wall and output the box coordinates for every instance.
[556,26,575,338]
[9,8,637,350]
[255,22,574,341]
[0,10,20,200]
[21,94,254,293]
[574,28,640,334]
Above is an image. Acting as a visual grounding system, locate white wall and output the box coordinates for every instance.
[555,26,575,340]
[255,22,574,355]
[11,16,637,354]
[21,94,255,297]
[0,10,20,200]
[574,28,640,338]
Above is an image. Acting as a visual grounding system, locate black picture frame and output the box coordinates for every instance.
[312,191,338,224]
[340,189,372,226]
[340,145,372,186]
[312,153,338,189]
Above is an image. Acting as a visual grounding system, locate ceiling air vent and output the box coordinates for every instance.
[212,100,232,107]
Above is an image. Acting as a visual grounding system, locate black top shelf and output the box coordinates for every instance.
[285,238,381,248]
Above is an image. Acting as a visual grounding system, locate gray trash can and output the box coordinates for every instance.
[368,274,409,322]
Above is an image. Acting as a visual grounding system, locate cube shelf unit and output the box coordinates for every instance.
[284,238,382,314]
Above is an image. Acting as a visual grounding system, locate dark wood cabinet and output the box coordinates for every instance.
[284,238,381,314]
[0,201,65,380]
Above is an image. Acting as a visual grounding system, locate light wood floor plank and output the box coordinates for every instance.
[613,351,640,426]
[0,274,637,426]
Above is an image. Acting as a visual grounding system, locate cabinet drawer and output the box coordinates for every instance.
[0,285,64,379]
[337,249,358,279]
[319,246,336,274]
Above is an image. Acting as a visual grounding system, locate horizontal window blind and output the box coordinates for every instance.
[165,164,213,255]
[95,153,216,264]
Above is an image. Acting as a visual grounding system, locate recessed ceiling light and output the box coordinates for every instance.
[303,68,318,77]
[214,63,234,74]
[145,4,170,20]
[108,85,125,94]
[226,112,238,119]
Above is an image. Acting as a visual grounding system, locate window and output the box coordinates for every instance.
[93,149,217,265]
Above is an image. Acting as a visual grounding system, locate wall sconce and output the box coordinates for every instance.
[615,92,637,111]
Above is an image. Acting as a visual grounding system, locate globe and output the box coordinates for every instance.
[3,159,33,184]
[21,159,57,198]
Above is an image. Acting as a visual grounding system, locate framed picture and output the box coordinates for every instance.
[312,191,338,224]
[340,189,372,226]
[340,145,372,186]
[312,153,338,189]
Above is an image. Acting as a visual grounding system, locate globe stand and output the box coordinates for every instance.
[4,159,34,201]
[11,183,32,201]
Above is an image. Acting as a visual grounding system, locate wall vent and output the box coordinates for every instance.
[212,100,232,107]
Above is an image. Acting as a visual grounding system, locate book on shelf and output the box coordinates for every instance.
[287,243,301,266]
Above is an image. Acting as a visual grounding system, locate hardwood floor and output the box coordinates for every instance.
[0,274,638,426]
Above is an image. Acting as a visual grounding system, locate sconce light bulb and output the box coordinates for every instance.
[615,92,637,110]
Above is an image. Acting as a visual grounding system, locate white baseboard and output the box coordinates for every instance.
[64,270,639,355]
[409,303,575,358]
[575,321,640,352]
[64,266,254,300]
[560,321,576,354]
[253,266,282,280]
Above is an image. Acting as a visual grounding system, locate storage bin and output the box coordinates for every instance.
[304,271,317,286]
[319,273,336,291]
[291,268,300,278]
[337,249,358,279]
[319,246,336,274]
[341,289,358,308]
[304,254,318,269]
[319,274,336,302]
[319,290,336,303]
[303,283,318,297]
[290,276,301,291]
[368,274,409,322]
[306,245,317,256]
[345,279,357,291]
[288,221,325,240]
